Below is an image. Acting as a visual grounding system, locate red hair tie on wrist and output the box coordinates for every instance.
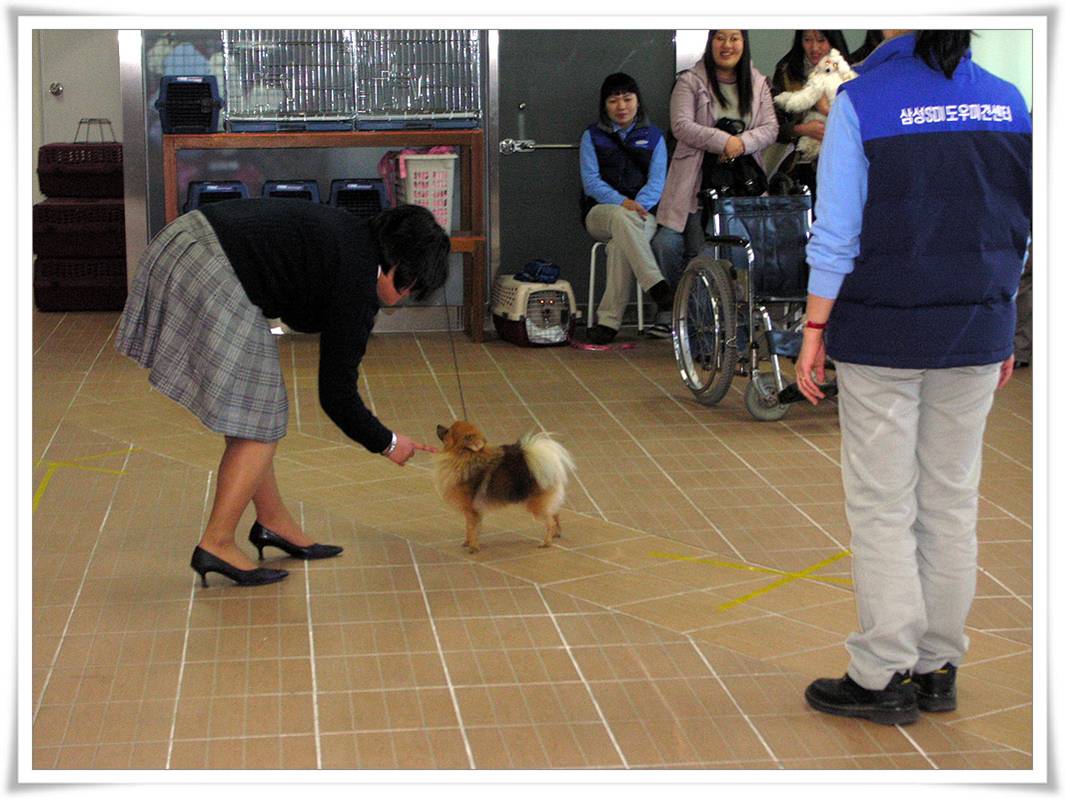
[805,320,828,330]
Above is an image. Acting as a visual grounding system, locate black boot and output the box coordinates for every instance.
[912,663,957,712]
[586,325,618,345]
[805,671,919,725]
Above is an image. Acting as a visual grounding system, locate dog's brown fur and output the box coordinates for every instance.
[435,421,575,553]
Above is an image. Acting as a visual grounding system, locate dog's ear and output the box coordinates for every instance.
[462,434,485,452]
[436,424,449,442]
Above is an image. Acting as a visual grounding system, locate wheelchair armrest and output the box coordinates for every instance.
[706,235,751,248]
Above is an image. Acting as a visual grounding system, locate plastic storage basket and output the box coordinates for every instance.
[37,118,123,199]
[384,152,457,233]
[34,257,127,312]
[491,274,580,347]
[32,199,125,258]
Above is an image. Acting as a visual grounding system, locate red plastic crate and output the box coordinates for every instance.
[37,142,123,198]
[34,258,127,312]
[33,198,125,258]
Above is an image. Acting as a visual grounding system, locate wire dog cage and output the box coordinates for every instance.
[353,29,481,129]
[221,29,358,131]
[220,29,482,132]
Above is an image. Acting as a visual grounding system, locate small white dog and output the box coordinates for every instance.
[774,49,858,159]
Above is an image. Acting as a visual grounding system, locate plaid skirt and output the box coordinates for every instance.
[115,210,288,442]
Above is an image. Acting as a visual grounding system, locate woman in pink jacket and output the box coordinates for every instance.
[651,29,780,285]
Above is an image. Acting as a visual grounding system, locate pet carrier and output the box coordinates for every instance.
[34,257,127,312]
[261,180,320,202]
[491,274,580,347]
[328,179,389,218]
[37,119,123,199]
[32,198,125,258]
[379,150,456,233]
[183,181,251,212]
[221,30,356,132]
[353,29,482,130]
[155,76,223,134]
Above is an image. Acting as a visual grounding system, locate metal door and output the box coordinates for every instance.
[493,30,675,323]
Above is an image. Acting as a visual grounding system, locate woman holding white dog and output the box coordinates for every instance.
[770,30,852,199]
[651,29,779,286]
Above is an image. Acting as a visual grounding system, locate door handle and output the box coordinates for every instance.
[499,138,578,154]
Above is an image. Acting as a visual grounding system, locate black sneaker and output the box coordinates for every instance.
[586,324,618,345]
[805,672,919,726]
[912,663,957,712]
[644,322,672,339]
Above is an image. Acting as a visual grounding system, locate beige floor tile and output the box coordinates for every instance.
[628,587,774,633]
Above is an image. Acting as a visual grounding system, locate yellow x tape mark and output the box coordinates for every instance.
[650,550,853,611]
[32,447,138,514]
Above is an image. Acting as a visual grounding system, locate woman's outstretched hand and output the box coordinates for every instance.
[386,433,437,466]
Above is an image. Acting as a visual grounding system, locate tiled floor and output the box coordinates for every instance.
[30,309,1034,772]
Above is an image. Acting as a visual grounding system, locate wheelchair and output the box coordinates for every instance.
[671,188,834,421]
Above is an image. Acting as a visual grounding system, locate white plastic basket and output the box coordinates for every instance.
[394,153,457,233]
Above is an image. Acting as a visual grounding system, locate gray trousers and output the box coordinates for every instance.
[835,361,1000,689]
[585,203,663,330]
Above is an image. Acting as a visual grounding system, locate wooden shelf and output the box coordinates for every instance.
[162,130,486,340]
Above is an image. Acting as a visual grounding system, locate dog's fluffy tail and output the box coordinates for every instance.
[520,432,575,491]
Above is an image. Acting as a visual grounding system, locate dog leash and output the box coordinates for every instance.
[442,280,469,421]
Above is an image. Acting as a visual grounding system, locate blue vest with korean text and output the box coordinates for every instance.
[827,35,1032,369]
[585,122,662,206]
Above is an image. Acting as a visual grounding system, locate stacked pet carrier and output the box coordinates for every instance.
[33,119,127,312]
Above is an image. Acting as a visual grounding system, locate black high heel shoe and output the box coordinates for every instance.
[248,521,344,561]
[190,546,288,588]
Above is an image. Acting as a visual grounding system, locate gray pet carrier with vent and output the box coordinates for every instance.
[490,275,581,347]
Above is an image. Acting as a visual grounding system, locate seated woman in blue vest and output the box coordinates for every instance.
[580,72,671,345]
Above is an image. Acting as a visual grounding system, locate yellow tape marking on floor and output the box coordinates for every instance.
[32,447,137,514]
[649,551,852,585]
[31,464,60,514]
[716,549,853,612]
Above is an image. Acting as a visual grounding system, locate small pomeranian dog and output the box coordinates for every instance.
[435,421,575,553]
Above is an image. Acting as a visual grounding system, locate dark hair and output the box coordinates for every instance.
[369,204,450,301]
[782,30,851,85]
[598,72,646,127]
[860,29,885,53]
[703,30,753,118]
[914,30,972,78]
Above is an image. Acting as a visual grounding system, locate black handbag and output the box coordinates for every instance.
[700,118,767,199]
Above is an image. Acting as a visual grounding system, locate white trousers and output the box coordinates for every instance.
[836,360,1000,689]
[585,203,663,331]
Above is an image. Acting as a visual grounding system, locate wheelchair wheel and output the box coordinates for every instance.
[672,257,738,406]
[744,374,791,422]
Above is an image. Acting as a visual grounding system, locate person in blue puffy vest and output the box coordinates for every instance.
[579,72,672,345]
[796,30,1032,725]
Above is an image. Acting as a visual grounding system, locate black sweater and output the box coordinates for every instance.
[199,199,391,453]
